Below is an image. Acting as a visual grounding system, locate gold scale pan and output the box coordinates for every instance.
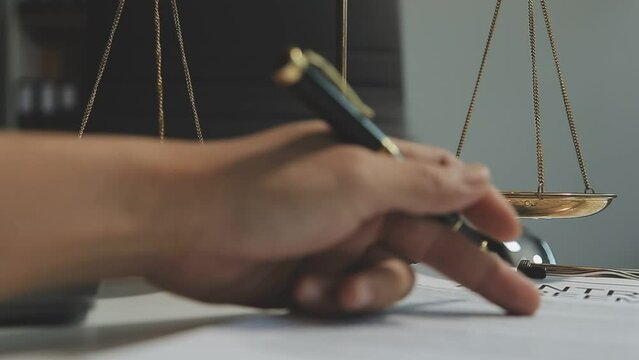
[504,192,616,220]
[456,0,616,220]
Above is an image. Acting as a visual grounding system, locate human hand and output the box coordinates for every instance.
[147,121,540,316]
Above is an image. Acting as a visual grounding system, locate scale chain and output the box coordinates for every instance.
[154,0,166,142]
[170,0,204,144]
[456,0,503,158]
[78,0,126,139]
[539,0,593,193]
[80,0,203,144]
[338,0,349,80]
[456,0,596,195]
[528,0,545,193]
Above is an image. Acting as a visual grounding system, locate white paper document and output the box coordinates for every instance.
[92,273,639,360]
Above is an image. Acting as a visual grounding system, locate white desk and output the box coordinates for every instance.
[2,271,638,359]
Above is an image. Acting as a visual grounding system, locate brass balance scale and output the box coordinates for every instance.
[454,0,616,219]
[80,0,616,220]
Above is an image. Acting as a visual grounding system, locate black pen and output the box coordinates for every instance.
[274,47,515,265]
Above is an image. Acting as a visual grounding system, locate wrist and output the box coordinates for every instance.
[0,135,185,299]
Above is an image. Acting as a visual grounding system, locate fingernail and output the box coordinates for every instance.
[464,164,491,184]
[298,279,322,306]
[346,281,374,311]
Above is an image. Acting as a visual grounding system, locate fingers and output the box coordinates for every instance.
[339,254,415,313]
[258,127,511,230]
[463,186,521,240]
[339,148,519,242]
[294,249,415,315]
[367,157,494,216]
[386,160,521,242]
[384,216,540,315]
[424,230,540,315]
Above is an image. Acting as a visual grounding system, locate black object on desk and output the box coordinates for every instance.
[0,284,99,326]
[274,47,554,267]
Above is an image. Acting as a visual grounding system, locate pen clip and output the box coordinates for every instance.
[276,48,376,119]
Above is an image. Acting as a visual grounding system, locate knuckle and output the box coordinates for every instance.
[438,151,459,167]
[413,165,474,211]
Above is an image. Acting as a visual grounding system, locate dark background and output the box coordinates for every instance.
[83,0,404,139]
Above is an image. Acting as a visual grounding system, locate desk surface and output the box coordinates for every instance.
[3,271,638,359]
[0,279,263,359]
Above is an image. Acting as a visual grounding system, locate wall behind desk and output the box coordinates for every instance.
[401,0,639,268]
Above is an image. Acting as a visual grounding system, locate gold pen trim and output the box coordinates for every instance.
[273,48,308,86]
[274,47,376,119]
[380,137,404,160]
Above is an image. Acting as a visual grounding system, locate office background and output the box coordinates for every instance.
[1,0,638,268]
